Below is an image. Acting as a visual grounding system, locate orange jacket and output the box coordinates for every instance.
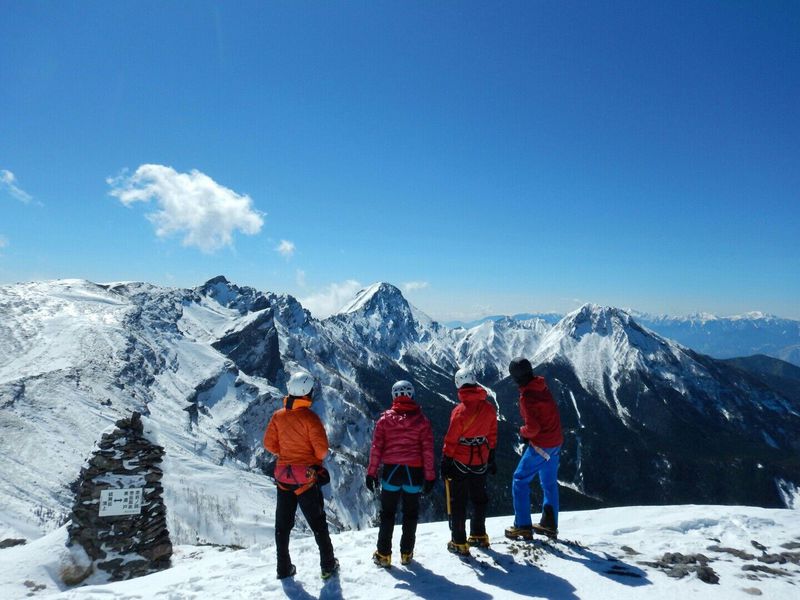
[264,397,329,466]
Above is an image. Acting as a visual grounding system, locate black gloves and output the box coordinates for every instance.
[366,474,379,492]
[440,456,456,479]
[487,449,497,475]
[313,465,331,486]
[423,479,435,495]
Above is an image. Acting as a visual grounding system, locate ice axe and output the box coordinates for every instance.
[445,478,453,531]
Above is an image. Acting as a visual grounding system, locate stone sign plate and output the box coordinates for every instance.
[99,488,143,517]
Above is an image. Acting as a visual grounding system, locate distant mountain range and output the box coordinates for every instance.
[1,278,798,547]
[450,310,800,367]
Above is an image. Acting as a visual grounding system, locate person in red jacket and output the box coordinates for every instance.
[441,368,498,556]
[264,371,338,580]
[366,380,435,567]
[504,357,564,540]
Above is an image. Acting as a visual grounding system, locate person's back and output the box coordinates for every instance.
[368,394,434,478]
[367,380,435,567]
[443,383,497,468]
[264,371,338,580]
[266,395,328,484]
[441,368,498,556]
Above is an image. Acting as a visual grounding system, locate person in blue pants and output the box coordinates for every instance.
[512,445,561,536]
[504,357,564,539]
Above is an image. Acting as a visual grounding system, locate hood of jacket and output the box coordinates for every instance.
[390,395,420,415]
[457,385,488,407]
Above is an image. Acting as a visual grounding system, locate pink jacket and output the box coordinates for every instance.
[367,396,436,481]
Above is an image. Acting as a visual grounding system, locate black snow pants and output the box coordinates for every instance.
[377,488,421,555]
[449,471,489,544]
[275,484,335,575]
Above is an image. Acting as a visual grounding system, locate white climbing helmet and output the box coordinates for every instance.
[287,371,315,397]
[455,367,477,389]
[391,380,415,399]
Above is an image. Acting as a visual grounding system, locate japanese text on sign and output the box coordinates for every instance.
[98,488,143,517]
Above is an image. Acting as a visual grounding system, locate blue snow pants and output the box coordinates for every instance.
[512,444,561,528]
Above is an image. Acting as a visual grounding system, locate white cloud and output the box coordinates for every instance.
[0,235,8,249]
[300,279,362,319]
[403,281,430,293]
[295,269,307,288]
[0,170,33,203]
[276,239,295,258]
[108,164,264,253]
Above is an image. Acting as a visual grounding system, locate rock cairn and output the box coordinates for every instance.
[67,411,172,581]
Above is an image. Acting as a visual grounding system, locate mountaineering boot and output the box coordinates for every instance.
[504,524,533,540]
[531,505,558,539]
[531,522,558,539]
[277,564,297,580]
[400,551,413,565]
[467,534,491,548]
[372,550,392,568]
[321,558,339,580]
[447,541,471,557]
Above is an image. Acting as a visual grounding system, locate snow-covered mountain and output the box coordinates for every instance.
[1,278,799,550]
[517,305,800,507]
[446,312,564,329]
[455,310,800,367]
[627,311,800,366]
[0,278,382,545]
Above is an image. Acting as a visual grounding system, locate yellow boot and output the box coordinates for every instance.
[468,534,490,548]
[447,541,471,557]
[372,550,391,568]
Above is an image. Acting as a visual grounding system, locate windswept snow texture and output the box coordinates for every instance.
[2,505,800,599]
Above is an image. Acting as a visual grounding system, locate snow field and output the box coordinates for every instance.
[2,505,798,599]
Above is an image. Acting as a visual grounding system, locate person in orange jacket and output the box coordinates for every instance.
[264,370,338,580]
[441,367,498,556]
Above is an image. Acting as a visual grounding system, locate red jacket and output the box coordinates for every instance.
[443,386,497,465]
[519,377,563,448]
[367,396,435,481]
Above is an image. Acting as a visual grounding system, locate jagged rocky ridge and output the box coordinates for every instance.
[0,277,799,547]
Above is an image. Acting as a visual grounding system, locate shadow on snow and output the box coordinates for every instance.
[280,573,344,600]
[535,538,651,587]
[390,554,579,600]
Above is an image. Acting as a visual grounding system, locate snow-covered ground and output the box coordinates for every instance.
[3,505,798,599]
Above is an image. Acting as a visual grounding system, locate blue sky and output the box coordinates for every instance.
[2,1,799,320]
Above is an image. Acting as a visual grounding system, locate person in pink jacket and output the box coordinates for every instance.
[366,380,436,568]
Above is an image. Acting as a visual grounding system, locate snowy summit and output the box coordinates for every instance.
[1,278,799,599]
[3,505,800,599]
